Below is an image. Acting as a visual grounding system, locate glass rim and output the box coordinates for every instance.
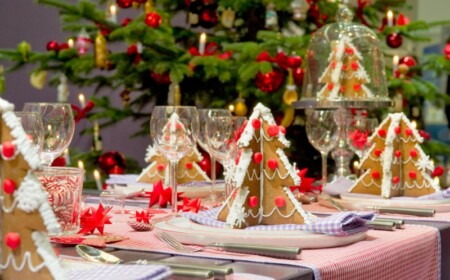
[34,166,85,175]
[23,102,72,106]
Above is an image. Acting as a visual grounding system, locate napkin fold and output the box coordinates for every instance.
[65,264,171,280]
[182,207,372,236]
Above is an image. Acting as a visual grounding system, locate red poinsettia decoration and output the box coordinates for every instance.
[148,180,184,208]
[79,203,112,235]
[349,129,368,150]
[290,168,322,194]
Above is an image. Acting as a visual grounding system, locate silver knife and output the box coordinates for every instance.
[367,206,435,217]
[207,243,301,259]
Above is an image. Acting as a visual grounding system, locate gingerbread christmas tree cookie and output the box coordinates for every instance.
[0,98,63,280]
[217,103,314,229]
[349,113,440,198]
[318,35,372,100]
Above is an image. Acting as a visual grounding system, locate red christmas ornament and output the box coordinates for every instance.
[200,8,218,28]
[255,68,285,93]
[408,171,416,179]
[374,149,382,157]
[444,43,450,60]
[145,12,162,28]
[1,141,15,159]
[292,68,305,88]
[251,119,261,129]
[5,232,20,250]
[198,151,222,178]
[267,125,279,137]
[274,196,286,208]
[185,162,193,169]
[405,128,413,136]
[372,171,380,179]
[268,159,278,170]
[419,130,431,140]
[46,41,60,52]
[79,203,112,235]
[59,43,69,50]
[378,129,386,138]
[157,163,166,171]
[410,149,418,158]
[122,18,133,27]
[386,33,403,49]
[253,152,263,164]
[399,56,417,67]
[150,71,171,85]
[432,166,444,177]
[287,56,302,69]
[397,13,410,26]
[248,196,258,208]
[116,0,133,8]
[395,150,401,158]
[127,44,138,56]
[256,50,272,62]
[392,176,400,184]
[109,165,125,175]
[3,179,16,195]
[98,151,126,174]
[274,52,289,69]
[394,126,401,135]
[51,156,66,167]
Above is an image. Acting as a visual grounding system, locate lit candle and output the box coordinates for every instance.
[353,161,360,170]
[411,120,417,129]
[93,169,103,191]
[387,10,394,27]
[434,176,440,186]
[109,4,117,23]
[78,93,86,108]
[199,32,207,55]
[392,55,399,76]
[64,148,71,165]
[67,38,74,48]
[78,160,86,181]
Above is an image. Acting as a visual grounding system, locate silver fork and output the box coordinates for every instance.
[154,230,201,253]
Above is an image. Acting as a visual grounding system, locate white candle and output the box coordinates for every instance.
[199,32,207,55]
[78,160,86,181]
[93,169,103,191]
[67,38,74,48]
[78,93,86,108]
[392,55,399,76]
[109,4,117,23]
[387,10,394,27]
[64,148,71,165]
[411,120,417,129]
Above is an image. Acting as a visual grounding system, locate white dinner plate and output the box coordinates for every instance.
[154,217,367,249]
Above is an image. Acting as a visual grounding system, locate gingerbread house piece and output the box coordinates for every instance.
[318,35,372,100]
[0,98,63,280]
[349,113,440,198]
[217,103,314,229]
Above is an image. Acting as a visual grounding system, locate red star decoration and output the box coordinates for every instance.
[290,168,322,194]
[349,129,368,150]
[134,210,153,224]
[148,180,184,208]
[78,203,112,235]
[179,197,202,213]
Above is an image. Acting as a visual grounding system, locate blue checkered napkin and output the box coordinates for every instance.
[66,264,171,280]
[182,208,372,236]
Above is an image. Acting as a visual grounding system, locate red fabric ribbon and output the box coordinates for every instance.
[349,130,368,150]
[148,180,184,208]
[71,100,95,124]
[290,168,322,194]
[79,203,112,235]
[356,0,370,27]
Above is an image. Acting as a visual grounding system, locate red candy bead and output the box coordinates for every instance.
[353,84,361,91]
[372,171,380,179]
[253,153,263,164]
[267,125,279,137]
[378,129,386,137]
[3,179,16,194]
[248,196,258,208]
[346,48,354,55]
[410,149,418,158]
[268,159,278,170]
[251,119,261,129]
[156,164,166,171]
[392,176,400,184]
[5,232,20,250]
[409,171,416,179]
[351,61,359,71]
[374,149,382,157]
[395,150,401,158]
[279,126,286,135]
[394,126,401,135]
[2,142,15,159]
[405,129,413,136]
[327,83,334,91]
[185,162,193,169]
[274,196,286,208]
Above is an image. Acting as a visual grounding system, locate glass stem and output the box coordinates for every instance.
[169,160,178,214]
[321,152,328,185]
[210,156,216,197]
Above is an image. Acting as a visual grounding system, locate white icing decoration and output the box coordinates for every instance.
[283,187,315,224]
[33,231,65,279]
[234,149,253,188]
[380,113,401,198]
[225,187,250,228]
[414,144,434,172]
[276,148,301,185]
[144,145,159,162]
[0,252,45,272]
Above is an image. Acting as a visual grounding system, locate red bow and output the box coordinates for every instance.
[256,51,300,70]
[178,197,202,213]
[432,166,444,177]
[71,101,95,124]
[356,0,370,27]
[419,130,431,141]
[148,180,184,208]
[189,42,219,56]
[290,168,322,194]
[79,203,112,235]
[349,130,368,150]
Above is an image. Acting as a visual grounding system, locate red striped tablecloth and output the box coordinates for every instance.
[104,219,440,280]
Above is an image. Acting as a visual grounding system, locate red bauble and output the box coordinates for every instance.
[127,44,138,56]
[150,71,171,85]
[59,43,69,50]
[116,0,133,8]
[5,232,20,250]
[198,151,222,178]
[444,43,450,59]
[51,156,66,167]
[145,12,162,28]
[287,56,302,69]
[3,178,16,195]
[46,41,60,52]
[109,165,125,175]
[122,18,133,27]
[292,68,305,88]
[399,56,417,67]
[200,8,218,28]
[386,33,403,49]
[98,151,126,174]
[255,68,285,93]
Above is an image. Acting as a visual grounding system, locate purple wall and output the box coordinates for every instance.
[0,1,149,166]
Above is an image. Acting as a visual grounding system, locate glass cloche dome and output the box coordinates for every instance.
[294,7,391,109]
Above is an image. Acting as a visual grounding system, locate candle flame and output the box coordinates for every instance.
[93,169,101,179]
[67,38,74,48]
[78,93,86,107]
[78,160,84,169]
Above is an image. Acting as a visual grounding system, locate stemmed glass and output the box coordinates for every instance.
[346,116,379,159]
[198,109,231,203]
[22,103,75,166]
[306,109,339,185]
[150,106,199,214]
[14,111,45,155]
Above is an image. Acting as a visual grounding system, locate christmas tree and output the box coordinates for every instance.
[217,103,313,229]
[349,112,440,198]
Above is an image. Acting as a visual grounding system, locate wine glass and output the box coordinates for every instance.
[346,116,379,159]
[305,109,339,185]
[198,109,231,203]
[22,103,75,166]
[150,106,199,214]
[14,111,45,155]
